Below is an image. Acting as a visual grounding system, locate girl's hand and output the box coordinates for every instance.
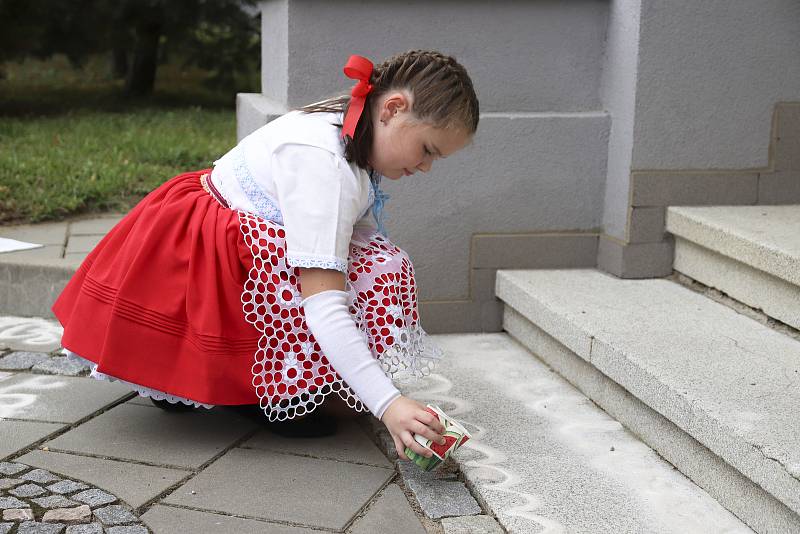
[381,395,446,461]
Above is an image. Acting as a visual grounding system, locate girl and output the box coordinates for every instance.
[52,49,479,461]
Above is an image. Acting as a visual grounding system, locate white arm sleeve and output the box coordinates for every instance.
[301,289,401,419]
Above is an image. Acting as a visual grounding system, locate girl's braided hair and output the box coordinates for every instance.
[300,49,480,169]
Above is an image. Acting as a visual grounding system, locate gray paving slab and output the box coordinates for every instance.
[0,245,63,261]
[46,480,89,494]
[45,404,257,468]
[64,236,103,255]
[141,504,320,534]
[20,468,61,483]
[92,504,137,525]
[399,333,753,534]
[31,358,89,377]
[349,484,426,534]
[17,450,190,509]
[666,205,800,286]
[65,524,102,534]
[0,317,63,353]
[163,447,392,531]
[17,522,65,534]
[242,418,392,468]
[397,461,480,520]
[497,268,800,516]
[32,495,78,509]
[441,515,505,534]
[105,526,147,534]
[0,373,131,423]
[0,352,51,370]
[68,217,123,236]
[0,420,64,459]
[9,483,46,497]
[0,223,68,247]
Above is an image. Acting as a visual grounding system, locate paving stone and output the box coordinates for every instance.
[93,505,138,526]
[0,523,10,534]
[350,484,426,534]
[0,421,64,458]
[105,526,148,534]
[0,374,130,423]
[0,478,24,490]
[72,489,116,507]
[46,404,257,468]
[397,461,480,520]
[64,523,103,534]
[46,481,89,495]
[0,351,50,370]
[32,495,78,509]
[242,418,392,468]
[22,469,61,484]
[0,463,28,476]
[64,235,103,255]
[68,217,123,237]
[163,447,393,531]
[0,222,68,246]
[0,497,27,509]
[42,505,91,523]
[32,357,89,377]
[17,450,190,509]
[9,483,46,497]
[17,522,66,534]
[0,317,64,352]
[3,508,34,521]
[441,515,505,534]
[141,504,318,533]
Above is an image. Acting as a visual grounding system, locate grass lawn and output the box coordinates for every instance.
[0,55,242,224]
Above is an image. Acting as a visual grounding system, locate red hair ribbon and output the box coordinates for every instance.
[341,55,374,139]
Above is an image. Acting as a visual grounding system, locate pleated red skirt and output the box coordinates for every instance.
[52,170,441,421]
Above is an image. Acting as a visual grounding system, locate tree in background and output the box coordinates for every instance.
[0,0,260,96]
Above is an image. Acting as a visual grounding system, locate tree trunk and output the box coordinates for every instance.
[112,46,128,79]
[125,18,161,96]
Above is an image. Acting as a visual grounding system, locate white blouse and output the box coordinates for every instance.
[210,111,377,273]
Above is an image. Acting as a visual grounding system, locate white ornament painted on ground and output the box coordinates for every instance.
[0,375,68,418]
[0,316,63,352]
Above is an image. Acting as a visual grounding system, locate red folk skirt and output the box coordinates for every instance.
[52,170,441,421]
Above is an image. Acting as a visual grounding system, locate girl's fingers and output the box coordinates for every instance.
[411,420,445,445]
[402,430,434,458]
[420,411,445,434]
[393,435,409,461]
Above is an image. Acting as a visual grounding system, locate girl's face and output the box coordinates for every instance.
[368,92,472,180]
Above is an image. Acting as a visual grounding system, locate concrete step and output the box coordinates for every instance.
[665,205,800,330]
[495,268,800,534]
[400,333,753,533]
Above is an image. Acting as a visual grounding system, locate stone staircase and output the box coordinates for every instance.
[494,204,800,534]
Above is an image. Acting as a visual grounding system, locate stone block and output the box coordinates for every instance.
[42,505,91,524]
[17,450,190,509]
[71,489,116,508]
[3,508,34,521]
[17,522,65,534]
[46,481,89,495]
[0,497,29,510]
[32,357,89,377]
[0,245,63,261]
[65,524,103,534]
[596,236,674,279]
[774,103,800,172]
[628,206,666,243]
[471,233,597,270]
[350,484,425,534]
[0,479,23,490]
[418,300,481,335]
[0,351,50,370]
[163,447,392,531]
[0,523,9,534]
[631,171,758,206]
[441,515,505,534]
[397,461,480,520]
[0,463,28,476]
[32,496,77,509]
[93,505,138,526]
[46,404,256,468]
[21,469,60,484]
[105,526,148,534]
[9,483,46,497]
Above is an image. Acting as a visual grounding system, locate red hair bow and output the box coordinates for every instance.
[341,55,374,140]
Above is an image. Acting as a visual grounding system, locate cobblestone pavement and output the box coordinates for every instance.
[0,314,497,534]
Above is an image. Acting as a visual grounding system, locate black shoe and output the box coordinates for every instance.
[268,410,339,438]
[150,397,196,412]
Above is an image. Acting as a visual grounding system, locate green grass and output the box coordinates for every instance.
[0,55,243,224]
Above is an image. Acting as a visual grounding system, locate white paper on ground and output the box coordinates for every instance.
[0,237,44,253]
